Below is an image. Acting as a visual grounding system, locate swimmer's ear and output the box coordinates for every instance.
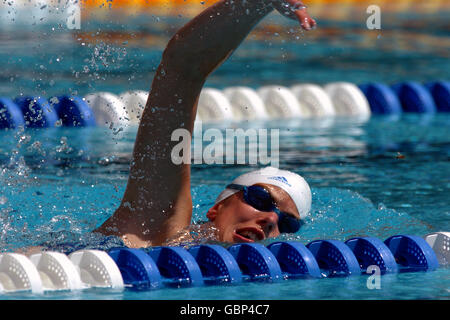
[206,203,221,221]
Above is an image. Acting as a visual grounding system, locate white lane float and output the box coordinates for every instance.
[257,85,306,118]
[223,86,268,121]
[324,82,371,117]
[425,232,450,266]
[194,114,202,131]
[30,0,51,25]
[197,88,234,122]
[69,250,124,289]
[0,0,18,27]
[119,90,148,125]
[31,0,79,26]
[1,0,57,26]
[0,253,43,294]
[290,84,336,117]
[29,252,83,291]
[84,92,128,129]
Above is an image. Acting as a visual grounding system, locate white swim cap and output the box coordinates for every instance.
[215,167,312,219]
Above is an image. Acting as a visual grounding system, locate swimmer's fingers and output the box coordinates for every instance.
[270,1,317,31]
[295,8,317,31]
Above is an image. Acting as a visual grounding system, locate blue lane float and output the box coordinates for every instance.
[306,239,361,277]
[104,235,439,290]
[108,248,162,290]
[360,83,402,115]
[14,96,59,128]
[0,233,443,295]
[392,82,437,113]
[228,243,283,282]
[267,241,322,279]
[384,235,439,272]
[426,81,450,112]
[52,96,96,127]
[0,97,25,129]
[188,244,243,284]
[345,237,398,274]
[1,81,449,131]
[146,246,204,287]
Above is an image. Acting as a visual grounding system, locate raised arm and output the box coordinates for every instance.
[95,0,315,247]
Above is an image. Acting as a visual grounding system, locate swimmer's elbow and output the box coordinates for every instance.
[161,34,218,80]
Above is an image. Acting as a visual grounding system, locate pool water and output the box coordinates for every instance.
[0,9,449,299]
[0,115,449,299]
[0,10,449,97]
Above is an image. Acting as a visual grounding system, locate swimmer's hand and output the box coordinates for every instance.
[270,0,317,30]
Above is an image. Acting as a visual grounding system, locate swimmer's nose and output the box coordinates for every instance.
[256,211,279,236]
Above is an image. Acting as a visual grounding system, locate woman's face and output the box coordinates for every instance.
[207,184,301,243]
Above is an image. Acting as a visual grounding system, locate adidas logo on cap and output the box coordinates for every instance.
[267,176,292,187]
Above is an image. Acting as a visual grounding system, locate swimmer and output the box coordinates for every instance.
[94,0,317,248]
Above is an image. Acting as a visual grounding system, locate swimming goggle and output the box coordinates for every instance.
[226,183,303,234]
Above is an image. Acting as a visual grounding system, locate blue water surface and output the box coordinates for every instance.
[0,9,449,299]
[0,115,449,299]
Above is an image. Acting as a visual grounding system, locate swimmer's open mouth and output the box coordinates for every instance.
[233,227,265,243]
